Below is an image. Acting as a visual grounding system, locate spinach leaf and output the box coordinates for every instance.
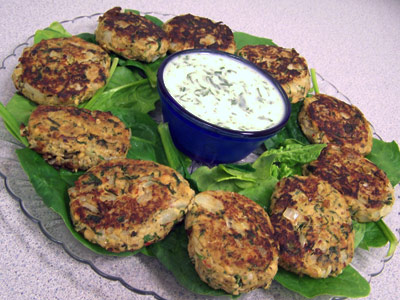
[119,56,167,88]
[366,138,400,187]
[6,94,37,126]
[257,140,326,179]
[234,32,276,51]
[275,266,370,298]
[109,108,169,165]
[106,65,144,88]
[33,21,72,43]
[149,223,228,297]
[358,222,388,250]
[81,77,159,113]
[353,221,366,249]
[191,140,324,202]
[264,101,309,149]
[76,32,97,44]
[0,102,28,146]
[239,177,278,210]
[357,219,398,258]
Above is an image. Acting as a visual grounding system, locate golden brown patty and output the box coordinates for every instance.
[95,7,170,62]
[298,94,373,155]
[269,175,354,278]
[185,190,279,295]
[69,159,195,252]
[20,105,131,171]
[237,45,310,103]
[162,14,236,54]
[12,36,110,106]
[303,145,394,222]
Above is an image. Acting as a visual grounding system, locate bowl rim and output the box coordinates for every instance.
[157,48,291,138]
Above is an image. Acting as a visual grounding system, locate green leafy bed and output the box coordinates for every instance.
[1,12,400,299]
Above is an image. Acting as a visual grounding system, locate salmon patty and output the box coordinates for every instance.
[12,36,110,106]
[237,45,310,103]
[185,190,279,295]
[69,159,195,252]
[304,145,395,222]
[298,94,373,155]
[95,7,170,62]
[20,105,131,171]
[270,175,354,278]
[162,14,236,54]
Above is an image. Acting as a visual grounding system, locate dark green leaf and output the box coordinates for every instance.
[264,101,309,149]
[109,108,168,165]
[366,139,400,187]
[6,94,37,125]
[358,221,388,250]
[275,266,370,298]
[149,223,228,297]
[119,56,167,88]
[352,221,366,249]
[106,66,144,89]
[0,102,29,146]
[76,32,97,44]
[234,32,276,51]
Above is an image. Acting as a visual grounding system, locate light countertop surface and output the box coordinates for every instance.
[0,1,399,299]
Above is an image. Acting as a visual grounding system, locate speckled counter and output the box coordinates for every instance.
[0,1,399,299]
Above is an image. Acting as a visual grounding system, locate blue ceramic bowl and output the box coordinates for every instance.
[157,49,291,164]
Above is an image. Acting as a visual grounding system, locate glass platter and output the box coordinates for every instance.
[0,11,399,300]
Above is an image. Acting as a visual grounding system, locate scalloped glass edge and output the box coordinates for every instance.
[0,11,399,300]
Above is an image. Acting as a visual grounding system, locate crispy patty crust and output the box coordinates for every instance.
[12,36,110,106]
[298,94,373,155]
[270,175,354,278]
[185,190,279,295]
[237,45,310,103]
[304,145,395,222]
[95,7,170,62]
[162,14,236,54]
[69,159,195,252]
[20,105,131,171]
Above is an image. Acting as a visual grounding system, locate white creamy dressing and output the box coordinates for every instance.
[163,52,286,131]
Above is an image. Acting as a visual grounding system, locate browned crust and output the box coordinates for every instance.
[238,45,307,84]
[12,36,110,106]
[96,6,169,62]
[162,14,236,53]
[21,105,131,171]
[270,175,354,278]
[237,45,310,102]
[304,145,394,222]
[185,190,278,294]
[72,160,169,227]
[69,159,194,252]
[299,94,373,155]
[99,7,167,42]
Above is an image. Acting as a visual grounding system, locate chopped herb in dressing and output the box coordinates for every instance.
[163,53,286,131]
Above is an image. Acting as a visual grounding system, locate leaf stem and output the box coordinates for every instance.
[157,123,190,177]
[376,219,398,257]
[310,68,319,94]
